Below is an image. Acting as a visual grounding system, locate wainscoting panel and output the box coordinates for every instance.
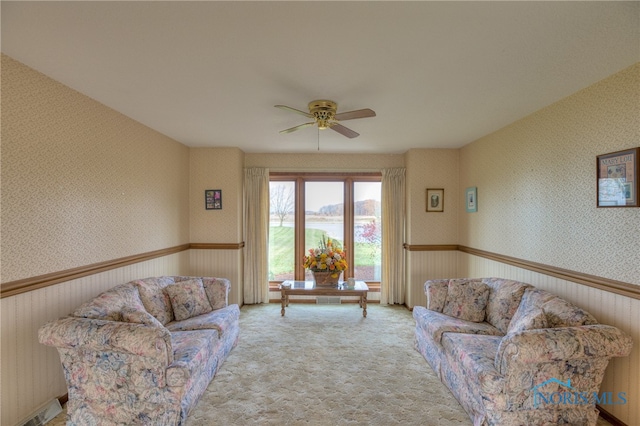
[188,249,243,306]
[405,250,459,308]
[0,251,189,426]
[458,252,640,426]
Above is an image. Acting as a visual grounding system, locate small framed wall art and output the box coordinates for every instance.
[596,147,639,207]
[426,188,444,212]
[205,189,222,210]
[465,187,477,212]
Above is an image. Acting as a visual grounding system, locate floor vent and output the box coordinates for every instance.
[316,296,341,305]
[20,398,62,426]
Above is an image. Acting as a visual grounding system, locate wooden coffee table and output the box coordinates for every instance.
[280,280,369,317]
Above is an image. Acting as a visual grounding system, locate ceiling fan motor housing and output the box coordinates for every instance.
[308,100,337,129]
[275,99,373,138]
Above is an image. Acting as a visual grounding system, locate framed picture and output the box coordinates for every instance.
[465,187,477,212]
[426,188,444,212]
[597,148,639,207]
[205,189,222,210]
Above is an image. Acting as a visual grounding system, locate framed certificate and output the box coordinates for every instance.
[597,148,639,207]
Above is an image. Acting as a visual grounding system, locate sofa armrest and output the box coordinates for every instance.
[202,277,231,310]
[39,316,174,365]
[424,279,449,312]
[495,324,633,375]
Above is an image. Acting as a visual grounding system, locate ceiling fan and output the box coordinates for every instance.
[275,100,376,139]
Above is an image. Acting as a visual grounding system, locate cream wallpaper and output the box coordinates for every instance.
[1,55,190,283]
[405,149,459,245]
[459,63,640,285]
[189,147,244,243]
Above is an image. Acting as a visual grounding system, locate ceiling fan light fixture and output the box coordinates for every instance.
[317,120,330,130]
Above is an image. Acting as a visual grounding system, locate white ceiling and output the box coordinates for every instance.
[2,1,638,154]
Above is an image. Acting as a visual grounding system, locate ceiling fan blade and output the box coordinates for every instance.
[334,108,376,121]
[330,123,359,139]
[279,122,315,134]
[274,105,313,118]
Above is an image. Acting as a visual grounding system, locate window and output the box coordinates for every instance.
[353,181,382,281]
[269,173,381,283]
[268,180,296,281]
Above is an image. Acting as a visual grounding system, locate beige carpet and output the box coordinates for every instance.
[49,303,614,425]
[187,303,470,426]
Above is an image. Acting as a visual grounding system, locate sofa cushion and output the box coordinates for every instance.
[542,297,598,327]
[166,304,240,337]
[483,278,531,334]
[443,280,490,322]
[121,306,166,329]
[165,279,213,321]
[507,306,548,334]
[73,284,146,321]
[133,277,176,325]
[414,308,503,344]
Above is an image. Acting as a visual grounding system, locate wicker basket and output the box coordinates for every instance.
[312,271,341,288]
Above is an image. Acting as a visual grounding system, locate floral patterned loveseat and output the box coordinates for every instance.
[413,277,633,426]
[39,276,240,425]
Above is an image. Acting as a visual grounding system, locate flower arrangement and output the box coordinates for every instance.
[303,235,348,278]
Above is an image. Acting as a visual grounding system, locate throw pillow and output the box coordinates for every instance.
[542,297,598,327]
[165,279,213,321]
[442,280,490,322]
[73,284,146,321]
[483,278,530,334]
[425,279,449,312]
[507,305,548,334]
[201,277,230,311]
[133,277,176,325]
[121,306,166,329]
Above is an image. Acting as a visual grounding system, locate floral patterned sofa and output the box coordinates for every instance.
[413,277,633,426]
[39,276,240,425]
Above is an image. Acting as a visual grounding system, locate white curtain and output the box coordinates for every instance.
[243,167,270,304]
[380,168,406,305]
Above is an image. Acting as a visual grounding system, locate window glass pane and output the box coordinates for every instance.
[304,181,344,281]
[354,182,382,281]
[269,181,295,281]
